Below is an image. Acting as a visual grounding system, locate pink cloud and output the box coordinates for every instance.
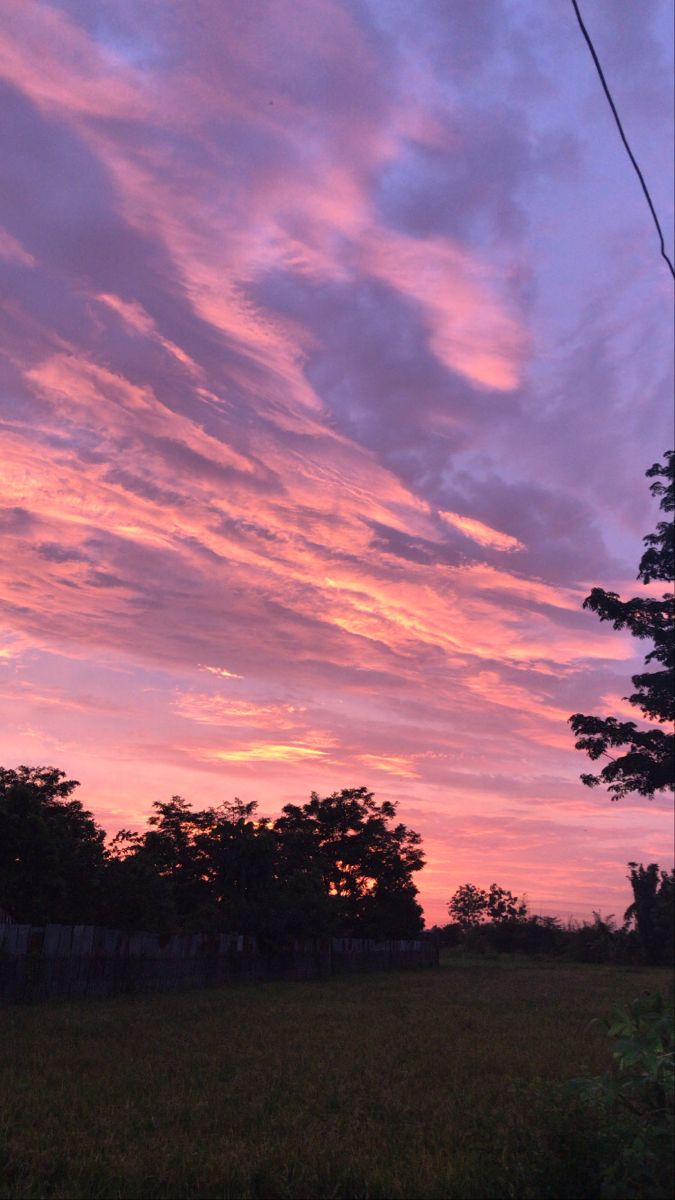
[439,510,525,551]
[0,226,34,266]
[0,0,152,121]
[363,229,526,390]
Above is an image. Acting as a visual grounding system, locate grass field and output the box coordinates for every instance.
[0,956,670,1199]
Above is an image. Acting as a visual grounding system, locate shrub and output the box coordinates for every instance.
[568,991,675,1198]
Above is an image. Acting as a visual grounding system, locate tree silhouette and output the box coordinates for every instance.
[0,768,426,939]
[448,882,527,929]
[569,452,674,799]
[109,785,426,938]
[195,799,289,939]
[623,862,675,965]
[274,787,425,937]
[0,766,107,924]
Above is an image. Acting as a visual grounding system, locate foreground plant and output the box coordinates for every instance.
[568,991,674,1198]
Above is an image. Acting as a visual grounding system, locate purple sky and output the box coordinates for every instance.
[0,0,673,924]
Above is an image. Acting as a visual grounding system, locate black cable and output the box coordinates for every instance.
[571,0,675,281]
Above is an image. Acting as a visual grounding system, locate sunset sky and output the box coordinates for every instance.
[0,0,673,926]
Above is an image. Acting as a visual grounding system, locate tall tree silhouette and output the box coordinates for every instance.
[569,453,674,799]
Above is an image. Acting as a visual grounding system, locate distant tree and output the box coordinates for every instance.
[486,883,528,924]
[447,883,489,929]
[623,862,675,965]
[274,787,425,937]
[569,452,674,799]
[0,766,107,924]
[448,882,527,929]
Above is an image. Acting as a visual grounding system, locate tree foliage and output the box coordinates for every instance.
[0,772,425,939]
[274,787,424,938]
[0,766,107,925]
[447,881,527,929]
[569,452,674,799]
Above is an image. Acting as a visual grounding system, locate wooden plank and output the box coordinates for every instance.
[72,926,95,955]
[5,925,31,955]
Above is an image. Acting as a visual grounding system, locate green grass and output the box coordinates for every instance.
[0,956,669,1199]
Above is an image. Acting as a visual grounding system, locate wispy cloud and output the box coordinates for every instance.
[439,511,525,552]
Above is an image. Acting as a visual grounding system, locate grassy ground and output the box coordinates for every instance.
[0,956,669,1199]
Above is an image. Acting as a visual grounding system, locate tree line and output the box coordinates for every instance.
[433,869,675,965]
[0,771,425,942]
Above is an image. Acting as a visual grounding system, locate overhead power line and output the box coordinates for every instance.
[571,0,675,281]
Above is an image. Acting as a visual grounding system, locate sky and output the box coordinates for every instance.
[0,0,673,926]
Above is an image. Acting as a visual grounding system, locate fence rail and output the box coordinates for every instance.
[0,922,438,1003]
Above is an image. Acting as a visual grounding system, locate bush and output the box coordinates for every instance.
[568,991,675,1198]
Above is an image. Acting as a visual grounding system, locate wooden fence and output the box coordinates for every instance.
[0,922,438,1003]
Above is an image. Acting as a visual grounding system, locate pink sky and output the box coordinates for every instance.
[0,0,673,925]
